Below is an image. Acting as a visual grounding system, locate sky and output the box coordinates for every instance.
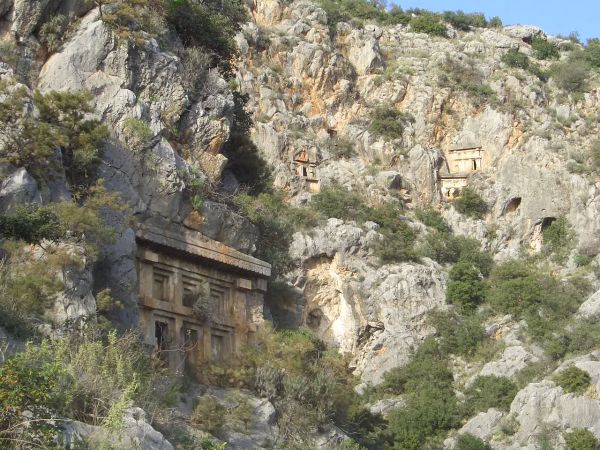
[394,0,600,41]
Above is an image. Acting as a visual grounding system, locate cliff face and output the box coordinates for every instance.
[2,0,600,448]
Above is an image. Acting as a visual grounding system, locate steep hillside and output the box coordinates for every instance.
[1,0,600,449]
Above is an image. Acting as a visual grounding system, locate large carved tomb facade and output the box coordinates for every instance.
[136,223,271,376]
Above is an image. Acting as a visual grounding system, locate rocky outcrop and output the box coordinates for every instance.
[61,408,175,450]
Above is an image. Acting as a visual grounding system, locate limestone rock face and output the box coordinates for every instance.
[287,220,446,384]
[479,345,541,380]
[577,289,600,319]
[0,167,41,212]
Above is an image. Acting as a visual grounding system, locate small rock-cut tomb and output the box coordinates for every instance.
[136,223,271,376]
[439,146,484,199]
[293,149,320,192]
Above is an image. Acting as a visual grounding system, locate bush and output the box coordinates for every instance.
[123,117,154,152]
[0,331,168,447]
[410,13,447,36]
[0,204,63,244]
[202,325,378,447]
[39,15,68,53]
[384,339,459,449]
[368,106,414,141]
[442,11,487,31]
[455,434,491,450]
[438,59,496,106]
[446,260,487,309]
[430,310,486,357]
[0,83,105,187]
[584,38,600,68]
[419,231,493,275]
[564,429,600,450]
[235,191,317,276]
[532,36,559,60]
[551,59,590,93]
[542,216,574,259]
[167,0,247,70]
[502,49,530,69]
[311,187,366,222]
[553,367,591,395]
[317,0,408,29]
[487,261,590,351]
[329,136,357,159]
[191,396,227,434]
[415,208,450,233]
[453,187,487,219]
[463,376,518,416]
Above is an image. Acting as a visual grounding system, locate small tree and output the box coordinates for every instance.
[446,261,487,309]
[532,36,559,60]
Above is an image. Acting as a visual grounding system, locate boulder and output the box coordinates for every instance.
[0,167,41,212]
[479,346,540,380]
[61,407,175,450]
[577,289,600,319]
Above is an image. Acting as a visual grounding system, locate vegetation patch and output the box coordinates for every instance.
[553,366,592,395]
[453,187,488,219]
[368,106,415,141]
[462,375,518,416]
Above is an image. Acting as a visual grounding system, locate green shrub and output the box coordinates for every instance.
[0,204,63,244]
[420,231,493,275]
[563,429,600,450]
[0,85,108,190]
[0,331,167,447]
[502,49,530,69]
[463,376,518,416]
[442,11,487,31]
[542,216,574,260]
[123,117,154,152]
[101,0,167,42]
[553,367,591,395]
[191,396,227,434]
[167,0,247,70]
[202,325,378,446]
[532,36,559,60]
[329,137,357,159]
[39,15,68,53]
[488,17,502,28]
[551,59,590,93]
[368,106,415,141]
[487,261,590,351]
[431,310,486,357]
[410,13,447,36]
[455,434,491,450]
[446,260,487,309]
[311,187,366,222]
[317,0,409,29]
[415,208,450,233]
[439,59,496,106]
[584,38,600,68]
[453,187,487,219]
[235,191,318,276]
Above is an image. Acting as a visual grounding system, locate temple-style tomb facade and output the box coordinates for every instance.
[438,146,485,200]
[135,222,271,376]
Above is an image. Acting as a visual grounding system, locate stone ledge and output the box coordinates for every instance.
[136,223,271,277]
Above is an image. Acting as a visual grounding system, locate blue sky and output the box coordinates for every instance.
[394,0,600,41]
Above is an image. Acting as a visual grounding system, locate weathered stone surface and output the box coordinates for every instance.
[509,381,600,447]
[577,289,600,319]
[369,396,405,418]
[61,408,175,450]
[0,167,41,212]
[479,346,540,380]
